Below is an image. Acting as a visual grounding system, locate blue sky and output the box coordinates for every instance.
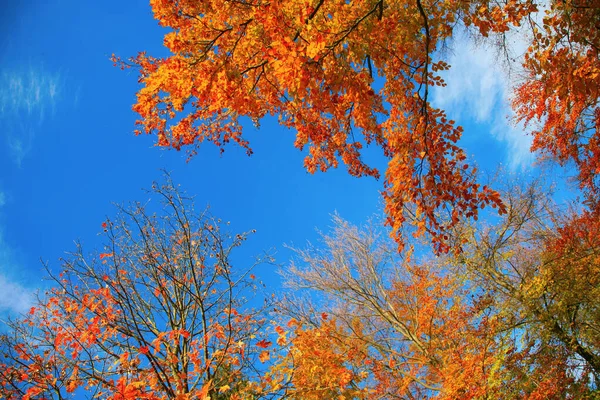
[0,0,536,317]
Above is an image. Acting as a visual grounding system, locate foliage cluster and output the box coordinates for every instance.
[3,0,600,398]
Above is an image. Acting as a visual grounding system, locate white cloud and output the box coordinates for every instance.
[0,66,63,166]
[5,123,34,168]
[0,227,35,316]
[0,191,35,317]
[0,273,34,316]
[432,29,534,170]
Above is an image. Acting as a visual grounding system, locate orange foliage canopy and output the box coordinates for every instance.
[514,0,600,202]
[117,0,597,252]
[0,178,272,399]
[272,205,599,398]
[121,0,600,251]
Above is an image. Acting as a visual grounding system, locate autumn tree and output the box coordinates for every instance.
[272,202,599,398]
[452,177,600,395]
[118,0,582,252]
[0,176,274,399]
[271,215,503,398]
[514,0,600,203]
[118,0,600,253]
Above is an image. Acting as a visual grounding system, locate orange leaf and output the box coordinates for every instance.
[256,339,272,348]
[259,350,270,363]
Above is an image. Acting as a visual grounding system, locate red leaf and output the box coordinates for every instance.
[256,339,272,348]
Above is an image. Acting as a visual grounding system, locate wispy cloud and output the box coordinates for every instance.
[432,30,534,170]
[0,190,35,317]
[0,66,63,166]
[0,272,34,316]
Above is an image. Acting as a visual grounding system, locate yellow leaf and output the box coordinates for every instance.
[218,385,231,393]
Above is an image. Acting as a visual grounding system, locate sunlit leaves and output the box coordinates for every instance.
[276,206,600,397]
[514,0,600,204]
[117,0,556,252]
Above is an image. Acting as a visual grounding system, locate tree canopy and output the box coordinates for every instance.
[272,181,599,398]
[2,0,599,398]
[118,0,599,251]
[0,178,273,399]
